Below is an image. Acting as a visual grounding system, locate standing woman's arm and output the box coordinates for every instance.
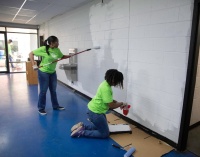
[29,51,38,70]
[29,51,35,66]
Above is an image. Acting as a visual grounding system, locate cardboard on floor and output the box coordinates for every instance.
[106,113,173,157]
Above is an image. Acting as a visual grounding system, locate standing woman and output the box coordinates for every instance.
[7,39,15,68]
[70,69,126,138]
[29,36,70,115]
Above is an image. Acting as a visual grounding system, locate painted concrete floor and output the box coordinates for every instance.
[0,73,199,157]
[0,73,125,157]
[187,126,200,156]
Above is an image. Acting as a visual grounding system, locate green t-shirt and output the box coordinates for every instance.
[33,46,63,73]
[88,80,113,114]
[8,43,12,55]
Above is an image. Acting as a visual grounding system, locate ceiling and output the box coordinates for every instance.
[0,0,93,26]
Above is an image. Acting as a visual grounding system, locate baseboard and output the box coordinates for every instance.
[58,80,177,149]
[58,80,92,101]
[189,121,200,130]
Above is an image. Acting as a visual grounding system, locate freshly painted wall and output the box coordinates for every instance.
[39,0,194,143]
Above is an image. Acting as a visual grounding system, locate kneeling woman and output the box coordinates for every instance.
[71,69,126,138]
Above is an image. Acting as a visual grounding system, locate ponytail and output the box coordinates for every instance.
[44,39,50,55]
[43,36,58,56]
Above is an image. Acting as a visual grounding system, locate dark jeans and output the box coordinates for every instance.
[37,70,60,110]
[82,109,110,138]
[6,54,15,68]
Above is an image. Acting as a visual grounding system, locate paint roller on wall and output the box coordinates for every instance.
[34,46,101,70]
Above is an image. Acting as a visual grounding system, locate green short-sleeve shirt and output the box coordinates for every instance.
[88,80,113,114]
[8,44,12,55]
[33,46,63,73]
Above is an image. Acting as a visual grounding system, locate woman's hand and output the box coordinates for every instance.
[108,101,123,109]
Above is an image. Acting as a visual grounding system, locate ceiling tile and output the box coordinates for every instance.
[23,0,51,11]
[28,0,54,3]
[0,6,18,15]
[12,19,29,23]
[37,4,69,18]
[0,13,13,21]
[0,0,92,25]
[55,0,91,7]
[18,8,38,17]
[15,15,32,21]
[0,0,25,8]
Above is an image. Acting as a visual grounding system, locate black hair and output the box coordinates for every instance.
[9,39,12,42]
[44,36,58,55]
[105,69,123,88]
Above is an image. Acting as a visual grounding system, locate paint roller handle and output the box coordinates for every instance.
[37,46,100,69]
[37,57,64,69]
[69,48,95,57]
[85,46,100,51]
[69,46,100,57]
[62,55,71,59]
[112,144,123,150]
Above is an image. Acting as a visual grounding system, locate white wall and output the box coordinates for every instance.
[39,0,194,143]
[190,47,200,125]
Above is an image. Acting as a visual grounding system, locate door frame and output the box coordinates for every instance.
[0,31,9,73]
[177,0,200,151]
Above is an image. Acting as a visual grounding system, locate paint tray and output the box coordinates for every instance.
[109,124,132,134]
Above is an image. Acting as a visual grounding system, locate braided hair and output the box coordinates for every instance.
[44,36,58,55]
[105,69,123,88]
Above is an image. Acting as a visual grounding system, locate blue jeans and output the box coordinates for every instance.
[82,109,109,138]
[9,54,15,68]
[37,70,60,110]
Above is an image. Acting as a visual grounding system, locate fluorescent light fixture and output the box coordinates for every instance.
[26,15,36,24]
[12,0,27,22]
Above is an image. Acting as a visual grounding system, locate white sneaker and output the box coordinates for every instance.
[38,110,47,115]
[71,126,84,137]
[71,122,83,132]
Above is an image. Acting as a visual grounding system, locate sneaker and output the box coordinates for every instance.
[71,126,84,138]
[71,122,83,132]
[53,106,65,110]
[38,109,47,115]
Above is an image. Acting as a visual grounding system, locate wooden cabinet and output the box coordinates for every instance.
[26,61,38,85]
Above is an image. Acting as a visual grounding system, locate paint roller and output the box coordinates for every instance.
[112,143,136,157]
[34,46,101,70]
[124,147,136,157]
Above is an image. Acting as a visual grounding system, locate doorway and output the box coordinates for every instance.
[178,0,200,154]
[187,46,200,156]
[0,27,38,73]
[0,31,9,73]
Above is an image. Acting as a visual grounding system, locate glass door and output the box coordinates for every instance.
[0,32,9,73]
[6,28,38,73]
[0,27,38,73]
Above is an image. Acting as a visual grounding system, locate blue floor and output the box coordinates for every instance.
[0,73,125,157]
